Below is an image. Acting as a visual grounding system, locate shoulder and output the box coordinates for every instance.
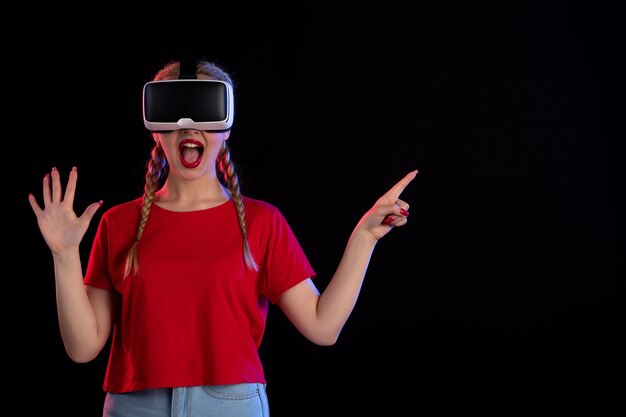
[241,196,286,223]
[242,196,279,213]
[100,197,143,221]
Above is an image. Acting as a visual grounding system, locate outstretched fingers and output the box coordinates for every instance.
[29,166,104,254]
[42,172,52,207]
[31,167,85,220]
[50,167,63,203]
[41,167,78,207]
[63,167,79,207]
[28,193,43,217]
[81,200,104,223]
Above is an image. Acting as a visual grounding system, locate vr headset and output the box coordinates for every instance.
[142,78,235,132]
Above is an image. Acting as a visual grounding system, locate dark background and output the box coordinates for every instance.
[14,1,624,415]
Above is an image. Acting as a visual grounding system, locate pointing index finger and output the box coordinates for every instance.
[383,169,418,201]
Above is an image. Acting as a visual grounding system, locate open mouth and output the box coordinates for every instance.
[179,139,204,169]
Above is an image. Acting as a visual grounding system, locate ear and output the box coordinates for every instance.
[223,130,231,141]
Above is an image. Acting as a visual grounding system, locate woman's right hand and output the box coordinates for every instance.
[28,167,103,256]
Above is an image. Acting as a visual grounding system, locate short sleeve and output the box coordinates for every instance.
[260,207,316,304]
[84,215,114,291]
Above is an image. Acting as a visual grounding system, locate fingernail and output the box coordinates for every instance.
[382,216,394,225]
[400,208,409,216]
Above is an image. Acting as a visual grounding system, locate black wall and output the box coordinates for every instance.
[14,2,624,415]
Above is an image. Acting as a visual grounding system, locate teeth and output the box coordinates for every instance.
[182,143,201,148]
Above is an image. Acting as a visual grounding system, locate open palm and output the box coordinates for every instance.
[28,167,102,255]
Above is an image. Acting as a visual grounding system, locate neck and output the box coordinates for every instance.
[156,176,231,211]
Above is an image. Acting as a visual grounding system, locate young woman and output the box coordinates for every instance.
[28,60,417,417]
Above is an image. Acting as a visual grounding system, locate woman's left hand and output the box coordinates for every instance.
[355,169,418,241]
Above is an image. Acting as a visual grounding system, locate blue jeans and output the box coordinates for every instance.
[103,383,269,417]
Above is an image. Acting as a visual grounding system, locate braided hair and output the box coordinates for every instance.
[124,60,258,277]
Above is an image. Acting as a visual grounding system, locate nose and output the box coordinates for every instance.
[180,128,201,135]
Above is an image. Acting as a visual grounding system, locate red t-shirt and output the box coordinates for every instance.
[84,196,316,393]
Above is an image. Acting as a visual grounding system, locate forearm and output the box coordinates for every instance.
[53,250,101,362]
[316,228,377,341]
